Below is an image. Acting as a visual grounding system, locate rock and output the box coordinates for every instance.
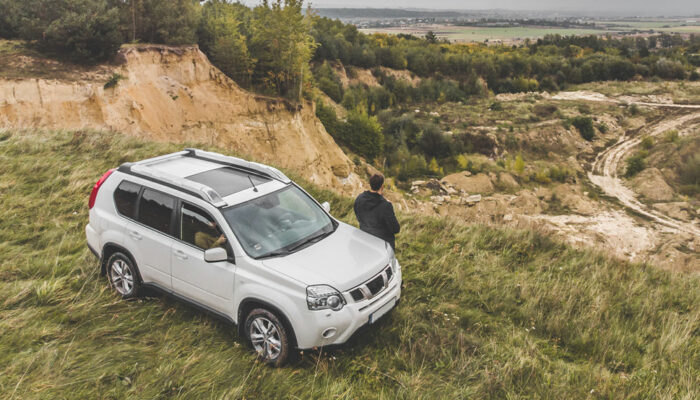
[503,214,513,221]
[442,172,494,195]
[464,194,482,205]
[631,168,674,201]
[498,172,519,189]
[430,195,445,204]
[411,180,427,186]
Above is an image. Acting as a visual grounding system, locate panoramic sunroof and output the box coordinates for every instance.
[186,167,271,197]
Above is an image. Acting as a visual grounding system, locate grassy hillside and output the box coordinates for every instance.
[1,129,698,399]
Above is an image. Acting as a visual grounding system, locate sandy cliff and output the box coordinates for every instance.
[0,45,362,193]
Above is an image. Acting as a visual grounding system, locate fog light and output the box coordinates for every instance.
[327,295,342,310]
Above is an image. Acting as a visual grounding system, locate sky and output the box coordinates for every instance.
[300,1,700,17]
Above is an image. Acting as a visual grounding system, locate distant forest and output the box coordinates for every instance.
[1,0,699,179]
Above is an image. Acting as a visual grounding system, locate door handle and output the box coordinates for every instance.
[173,249,188,260]
[129,231,142,240]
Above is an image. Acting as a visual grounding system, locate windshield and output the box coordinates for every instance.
[222,185,335,259]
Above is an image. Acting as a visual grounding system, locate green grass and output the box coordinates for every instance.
[1,129,699,399]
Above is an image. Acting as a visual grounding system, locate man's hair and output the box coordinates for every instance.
[369,174,384,191]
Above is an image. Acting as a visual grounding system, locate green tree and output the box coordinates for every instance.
[124,0,201,45]
[571,116,595,141]
[341,111,384,160]
[249,0,317,99]
[13,0,123,62]
[199,0,254,87]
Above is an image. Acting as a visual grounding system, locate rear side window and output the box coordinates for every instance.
[137,188,175,235]
[114,181,141,218]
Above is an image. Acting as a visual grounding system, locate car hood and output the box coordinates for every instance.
[262,222,390,291]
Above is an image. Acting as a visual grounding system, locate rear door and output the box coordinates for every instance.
[171,201,235,314]
[123,187,176,289]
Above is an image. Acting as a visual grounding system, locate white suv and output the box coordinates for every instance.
[85,149,401,366]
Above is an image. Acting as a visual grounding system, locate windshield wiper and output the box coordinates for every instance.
[285,230,333,253]
[258,250,291,259]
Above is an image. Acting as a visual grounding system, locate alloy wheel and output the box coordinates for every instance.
[249,317,282,360]
[110,259,134,295]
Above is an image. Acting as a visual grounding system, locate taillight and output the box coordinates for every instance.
[88,169,115,209]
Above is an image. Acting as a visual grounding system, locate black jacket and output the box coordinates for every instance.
[353,191,400,249]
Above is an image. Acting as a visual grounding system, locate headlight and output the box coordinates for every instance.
[389,251,398,272]
[306,285,345,311]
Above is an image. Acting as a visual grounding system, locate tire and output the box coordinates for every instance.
[106,252,141,299]
[244,308,290,367]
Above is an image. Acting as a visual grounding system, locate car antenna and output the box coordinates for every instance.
[248,175,258,192]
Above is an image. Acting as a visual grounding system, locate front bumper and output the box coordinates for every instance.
[294,263,402,349]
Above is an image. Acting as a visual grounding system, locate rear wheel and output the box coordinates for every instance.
[106,252,141,299]
[244,308,290,367]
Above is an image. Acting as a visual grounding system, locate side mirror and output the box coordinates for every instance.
[321,201,331,213]
[204,247,228,262]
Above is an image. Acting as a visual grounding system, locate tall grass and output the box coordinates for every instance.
[1,129,698,399]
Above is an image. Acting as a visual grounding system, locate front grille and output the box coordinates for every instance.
[350,289,364,301]
[366,275,385,295]
[347,265,393,302]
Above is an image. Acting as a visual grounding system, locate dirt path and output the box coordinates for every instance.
[589,111,700,236]
[552,90,700,109]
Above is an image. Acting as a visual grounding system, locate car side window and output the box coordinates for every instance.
[180,203,225,250]
[137,188,175,235]
[114,181,141,218]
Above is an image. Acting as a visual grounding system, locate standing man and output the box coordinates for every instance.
[354,174,401,250]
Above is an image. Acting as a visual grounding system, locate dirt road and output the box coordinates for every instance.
[590,112,700,236]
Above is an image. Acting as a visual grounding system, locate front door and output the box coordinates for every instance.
[171,202,235,314]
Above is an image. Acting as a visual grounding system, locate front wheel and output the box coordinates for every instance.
[244,308,290,367]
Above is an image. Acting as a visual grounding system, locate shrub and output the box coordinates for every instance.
[341,111,384,160]
[489,101,503,111]
[664,129,680,143]
[533,103,558,118]
[514,154,525,175]
[570,116,595,141]
[596,123,608,133]
[640,136,654,150]
[103,73,125,89]
[624,153,646,178]
[678,153,700,187]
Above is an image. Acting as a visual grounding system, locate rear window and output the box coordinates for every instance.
[137,188,175,235]
[114,181,141,218]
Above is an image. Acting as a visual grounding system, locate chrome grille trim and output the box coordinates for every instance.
[347,265,393,302]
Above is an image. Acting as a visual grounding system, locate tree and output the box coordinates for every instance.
[122,0,201,45]
[425,30,437,44]
[341,111,384,160]
[249,0,317,99]
[199,0,254,87]
[571,116,595,141]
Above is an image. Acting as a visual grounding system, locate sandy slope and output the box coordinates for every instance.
[0,45,362,194]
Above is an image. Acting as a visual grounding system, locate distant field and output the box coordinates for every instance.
[361,26,609,43]
[361,20,700,42]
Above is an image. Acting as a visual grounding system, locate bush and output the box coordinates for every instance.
[624,153,646,178]
[678,153,700,187]
[489,101,503,111]
[533,103,558,118]
[664,129,679,143]
[341,111,384,160]
[640,136,654,150]
[596,123,608,133]
[570,116,595,141]
[104,73,125,89]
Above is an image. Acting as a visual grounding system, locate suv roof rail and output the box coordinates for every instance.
[117,149,290,208]
[183,148,290,183]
